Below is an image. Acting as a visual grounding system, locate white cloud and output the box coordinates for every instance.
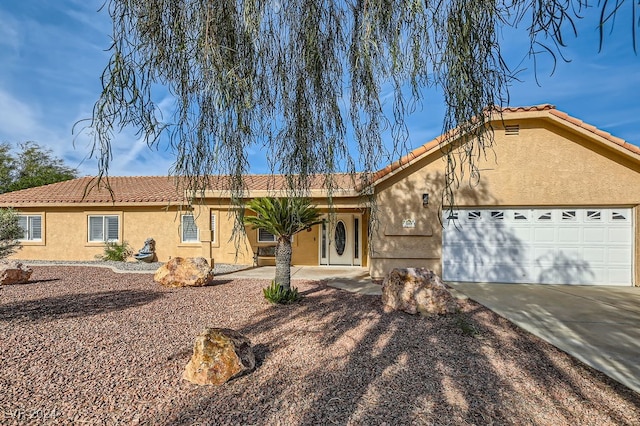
[0,85,175,177]
[64,1,110,35]
[1,0,637,181]
[0,1,178,177]
[0,11,20,52]
[0,89,40,138]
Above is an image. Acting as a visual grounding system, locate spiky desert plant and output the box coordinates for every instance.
[245,197,322,291]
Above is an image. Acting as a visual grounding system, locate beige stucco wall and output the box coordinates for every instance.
[9,115,637,281]
[636,206,640,286]
[240,207,367,266]
[239,210,322,266]
[370,117,640,283]
[13,205,219,263]
[10,201,365,268]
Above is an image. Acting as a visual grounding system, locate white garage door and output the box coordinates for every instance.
[443,208,633,285]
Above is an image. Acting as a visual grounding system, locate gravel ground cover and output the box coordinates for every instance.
[18,260,251,275]
[1,266,639,425]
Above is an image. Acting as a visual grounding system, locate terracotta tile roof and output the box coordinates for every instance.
[0,176,183,205]
[1,105,636,206]
[547,108,640,156]
[0,174,361,206]
[497,104,556,113]
[373,104,640,183]
[207,173,359,192]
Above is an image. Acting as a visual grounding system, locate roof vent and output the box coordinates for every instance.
[505,124,520,136]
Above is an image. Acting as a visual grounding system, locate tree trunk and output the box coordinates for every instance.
[274,237,293,291]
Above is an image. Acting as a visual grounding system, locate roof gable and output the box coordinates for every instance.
[1,105,636,206]
[372,104,640,185]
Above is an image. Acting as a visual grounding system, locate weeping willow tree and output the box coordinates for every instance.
[88,0,637,231]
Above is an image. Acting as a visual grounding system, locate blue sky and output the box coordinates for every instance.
[0,1,638,177]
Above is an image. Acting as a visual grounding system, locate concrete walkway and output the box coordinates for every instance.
[449,282,640,394]
[222,265,383,296]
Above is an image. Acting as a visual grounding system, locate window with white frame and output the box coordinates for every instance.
[257,228,277,243]
[256,229,292,243]
[88,215,119,242]
[18,215,42,241]
[181,214,199,243]
[210,212,216,243]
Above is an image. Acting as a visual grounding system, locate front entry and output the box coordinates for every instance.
[320,214,362,266]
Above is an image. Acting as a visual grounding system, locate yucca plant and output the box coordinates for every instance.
[244,197,322,291]
[263,280,301,304]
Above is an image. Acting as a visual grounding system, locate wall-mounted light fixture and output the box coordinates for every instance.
[422,193,429,206]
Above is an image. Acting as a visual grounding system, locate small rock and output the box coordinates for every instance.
[183,328,255,386]
[382,267,458,315]
[153,257,214,287]
[0,260,33,285]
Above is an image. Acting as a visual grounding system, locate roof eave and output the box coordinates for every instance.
[0,201,182,208]
[200,188,362,199]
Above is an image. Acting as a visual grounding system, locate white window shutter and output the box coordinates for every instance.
[89,216,104,242]
[258,228,276,242]
[182,215,198,242]
[106,216,119,241]
[30,216,42,240]
[18,216,28,240]
[210,214,216,242]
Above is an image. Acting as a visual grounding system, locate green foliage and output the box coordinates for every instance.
[0,144,14,193]
[263,281,301,305]
[87,1,638,250]
[0,208,23,259]
[245,198,322,290]
[88,1,637,202]
[454,314,479,337]
[244,198,322,240]
[97,241,133,262]
[0,142,77,194]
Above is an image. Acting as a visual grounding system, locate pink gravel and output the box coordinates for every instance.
[0,266,639,425]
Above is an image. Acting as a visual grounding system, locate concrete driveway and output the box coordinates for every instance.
[448,282,640,394]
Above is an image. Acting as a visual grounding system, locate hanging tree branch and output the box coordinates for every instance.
[85,0,638,236]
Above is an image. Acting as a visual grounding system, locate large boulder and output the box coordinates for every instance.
[183,328,256,386]
[154,257,214,287]
[0,261,33,285]
[382,268,458,315]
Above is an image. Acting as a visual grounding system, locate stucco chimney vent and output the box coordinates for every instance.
[505,124,520,136]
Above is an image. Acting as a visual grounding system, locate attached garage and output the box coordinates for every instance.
[368,105,640,284]
[443,208,634,285]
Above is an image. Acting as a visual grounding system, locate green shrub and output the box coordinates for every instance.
[0,208,23,260]
[454,314,479,337]
[97,241,133,262]
[263,281,301,304]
